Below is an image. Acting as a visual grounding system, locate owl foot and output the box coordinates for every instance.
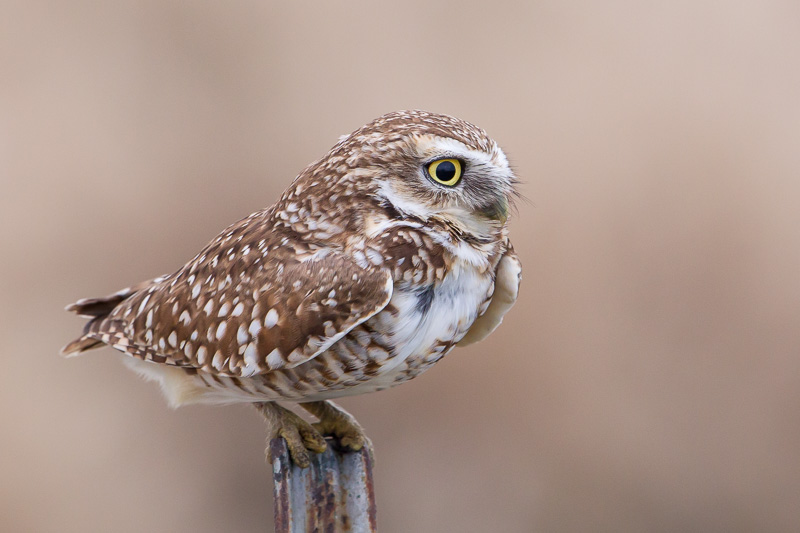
[300,400,370,452]
[255,402,327,468]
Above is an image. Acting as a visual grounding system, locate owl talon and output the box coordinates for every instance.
[256,402,327,468]
[312,421,367,451]
[302,401,368,452]
[297,423,328,454]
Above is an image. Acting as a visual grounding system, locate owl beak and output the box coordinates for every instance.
[479,197,509,223]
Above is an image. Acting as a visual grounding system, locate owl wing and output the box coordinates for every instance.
[72,253,393,377]
[457,243,521,347]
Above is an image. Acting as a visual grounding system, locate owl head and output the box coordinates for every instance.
[316,110,518,239]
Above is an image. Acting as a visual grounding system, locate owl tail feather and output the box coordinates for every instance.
[61,336,104,357]
[61,276,162,357]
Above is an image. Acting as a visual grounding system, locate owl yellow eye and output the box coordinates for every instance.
[426,159,463,187]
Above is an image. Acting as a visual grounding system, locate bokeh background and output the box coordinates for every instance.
[2,1,800,531]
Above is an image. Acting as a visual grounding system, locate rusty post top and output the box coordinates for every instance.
[271,438,377,533]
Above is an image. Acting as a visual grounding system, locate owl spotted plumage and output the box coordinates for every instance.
[63,110,521,466]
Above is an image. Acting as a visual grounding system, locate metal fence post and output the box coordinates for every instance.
[271,438,378,532]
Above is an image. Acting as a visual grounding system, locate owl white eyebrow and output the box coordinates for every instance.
[421,152,463,166]
[417,135,508,170]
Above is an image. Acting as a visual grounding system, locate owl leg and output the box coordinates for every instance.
[299,400,369,452]
[254,401,327,468]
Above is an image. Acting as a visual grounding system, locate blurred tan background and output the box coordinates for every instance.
[2,1,799,531]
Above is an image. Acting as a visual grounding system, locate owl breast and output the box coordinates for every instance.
[379,261,493,371]
[297,256,495,400]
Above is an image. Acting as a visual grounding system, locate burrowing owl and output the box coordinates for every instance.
[63,110,521,467]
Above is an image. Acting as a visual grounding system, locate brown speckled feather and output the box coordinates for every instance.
[79,230,393,376]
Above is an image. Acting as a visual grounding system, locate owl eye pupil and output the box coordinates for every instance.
[435,161,456,182]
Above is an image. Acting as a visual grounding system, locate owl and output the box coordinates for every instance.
[63,110,521,467]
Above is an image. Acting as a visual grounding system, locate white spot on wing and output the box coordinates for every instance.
[265,309,279,328]
[237,324,249,345]
[197,346,208,365]
[137,294,151,316]
[266,348,284,369]
[212,350,226,371]
[242,343,259,376]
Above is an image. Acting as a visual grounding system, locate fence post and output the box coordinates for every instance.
[270,438,378,532]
